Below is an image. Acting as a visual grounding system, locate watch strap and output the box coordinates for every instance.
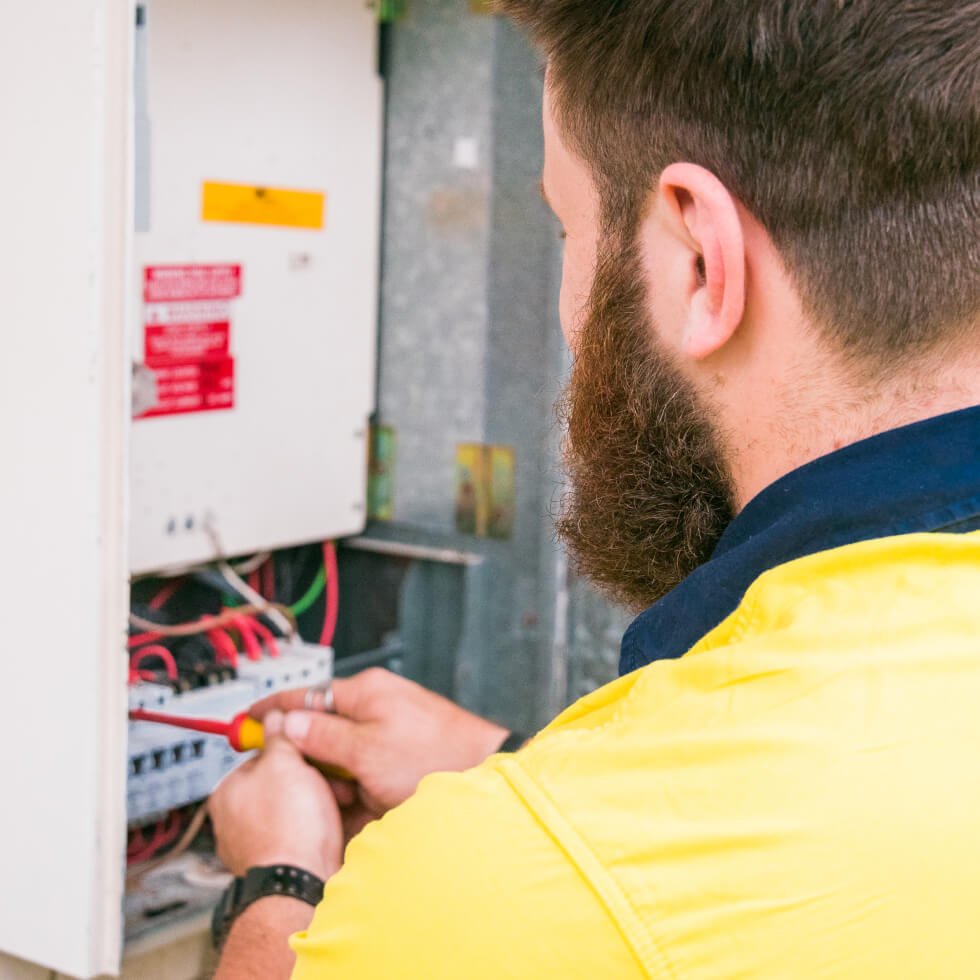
[212,864,325,950]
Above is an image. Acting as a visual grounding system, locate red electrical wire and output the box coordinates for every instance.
[321,541,339,648]
[246,615,279,658]
[148,578,182,611]
[262,559,275,601]
[128,604,287,647]
[127,826,147,856]
[231,617,261,662]
[130,645,179,680]
[129,630,165,649]
[207,625,240,669]
[129,665,170,686]
[128,815,170,864]
[127,812,183,865]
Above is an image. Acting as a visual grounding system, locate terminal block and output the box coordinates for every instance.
[127,641,331,824]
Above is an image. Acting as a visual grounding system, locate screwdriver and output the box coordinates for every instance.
[129,709,265,752]
[128,708,354,780]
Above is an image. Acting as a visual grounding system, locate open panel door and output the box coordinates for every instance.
[0,1,131,976]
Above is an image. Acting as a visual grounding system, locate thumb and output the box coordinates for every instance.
[283,710,361,777]
[260,709,305,761]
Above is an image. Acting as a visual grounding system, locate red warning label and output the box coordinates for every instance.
[139,358,235,418]
[143,264,242,303]
[145,320,230,363]
[137,264,241,420]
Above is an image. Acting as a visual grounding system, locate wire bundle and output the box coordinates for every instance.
[126,804,210,878]
[126,810,184,865]
[127,541,340,689]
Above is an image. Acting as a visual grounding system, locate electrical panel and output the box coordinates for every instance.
[128,641,332,824]
[130,0,383,573]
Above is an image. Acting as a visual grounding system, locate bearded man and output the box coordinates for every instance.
[210,1,980,976]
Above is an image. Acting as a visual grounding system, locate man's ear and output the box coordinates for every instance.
[645,163,747,360]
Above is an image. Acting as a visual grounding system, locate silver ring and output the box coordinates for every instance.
[304,682,335,713]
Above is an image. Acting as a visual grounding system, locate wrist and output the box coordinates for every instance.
[234,892,316,924]
[213,864,327,952]
[470,717,512,765]
[215,896,314,978]
[245,849,340,882]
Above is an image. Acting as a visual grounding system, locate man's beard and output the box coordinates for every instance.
[556,244,736,613]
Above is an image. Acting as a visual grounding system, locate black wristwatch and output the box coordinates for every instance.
[211,864,325,950]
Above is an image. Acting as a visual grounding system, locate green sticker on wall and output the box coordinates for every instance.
[376,0,408,22]
[368,424,396,521]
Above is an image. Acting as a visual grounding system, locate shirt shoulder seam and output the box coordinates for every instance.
[495,756,676,980]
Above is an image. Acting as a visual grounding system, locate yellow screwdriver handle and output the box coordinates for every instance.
[231,713,354,782]
[228,713,266,752]
[235,716,266,752]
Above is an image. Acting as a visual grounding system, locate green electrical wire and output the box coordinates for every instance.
[289,567,326,618]
[221,563,326,616]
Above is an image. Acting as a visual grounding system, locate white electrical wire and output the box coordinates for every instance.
[217,560,294,637]
[130,551,272,582]
[230,552,272,576]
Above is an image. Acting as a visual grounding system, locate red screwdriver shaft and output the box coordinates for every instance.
[128,709,232,738]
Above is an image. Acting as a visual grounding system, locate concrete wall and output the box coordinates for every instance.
[374,0,623,732]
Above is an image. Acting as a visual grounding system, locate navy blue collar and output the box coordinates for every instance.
[620,405,980,675]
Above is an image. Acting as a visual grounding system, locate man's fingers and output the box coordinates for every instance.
[250,669,412,723]
[250,689,311,720]
[342,806,375,844]
[249,675,377,722]
[261,731,307,763]
[329,675,365,717]
[282,710,361,774]
[331,670,423,718]
[328,777,358,808]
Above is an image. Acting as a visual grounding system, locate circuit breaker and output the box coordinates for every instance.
[130,0,383,573]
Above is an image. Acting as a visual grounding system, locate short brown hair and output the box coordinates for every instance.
[499,0,980,363]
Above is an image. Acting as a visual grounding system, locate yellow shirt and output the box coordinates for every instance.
[292,533,980,977]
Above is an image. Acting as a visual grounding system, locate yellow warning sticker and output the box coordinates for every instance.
[201,181,326,230]
[455,443,515,539]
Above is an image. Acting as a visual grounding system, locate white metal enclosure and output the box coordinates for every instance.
[0,1,132,975]
[130,0,383,573]
[0,0,381,974]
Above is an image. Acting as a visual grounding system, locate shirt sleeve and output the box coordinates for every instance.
[289,761,646,979]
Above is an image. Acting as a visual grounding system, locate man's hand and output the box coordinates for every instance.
[250,669,510,824]
[209,713,344,880]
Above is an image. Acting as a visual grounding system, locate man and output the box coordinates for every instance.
[210,1,980,975]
